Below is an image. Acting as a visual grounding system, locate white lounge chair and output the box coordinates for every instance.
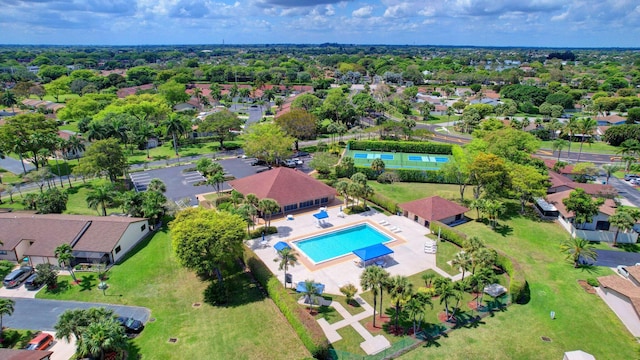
[392,227,402,233]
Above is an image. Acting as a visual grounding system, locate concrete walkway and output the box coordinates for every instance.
[303,295,391,355]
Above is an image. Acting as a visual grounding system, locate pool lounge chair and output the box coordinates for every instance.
[378,220,390,226]
[392,227,402,233]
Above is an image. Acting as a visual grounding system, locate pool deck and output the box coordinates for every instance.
[247,205,452,295]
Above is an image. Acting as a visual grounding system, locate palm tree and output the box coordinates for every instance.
[563,116,579,160]
[405,292,432,337]
[483,199,504,229]
[552,139,569,161]
[360,266,384,328]
[469,198,487,219]
[421,272,437,288]
[274,247,297,288]
[386,275,413,334]
[609,208,640,247]
[147,178,167,193]
[54,309,85,343]
[0,298,15,339]
[301,279,320,313]
[602,164,623,184]
[230,190,244,208]
[616,139,640,172]
[471,267,496,309]
[576,117,597,163]
[257,198,280,227]
[371,158,386,177]
[67,135,85,163]
[451,251,472,280]
[86,183,117,216]
[435,278,462,321]
[77,319,128,360]
[207,171,226,196]
[164,114,187,156]
[560,237,598,268]
[55,243,77,282]
[1,90,17,112]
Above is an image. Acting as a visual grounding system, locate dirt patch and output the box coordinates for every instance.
[363,314,391,333]
[577,280,596,294]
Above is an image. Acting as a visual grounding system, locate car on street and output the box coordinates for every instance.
[25,332,53,350]
[294,151,310,157]
[282,159,297,168]
[116,316,145,333]
[24,273,44,291]
[251,159,267,166]
[3,266,33,288]
[624,174,640,181]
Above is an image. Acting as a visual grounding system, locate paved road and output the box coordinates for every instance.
[3,298,151,331]
[608,177,640,207]
[0,156,34,174]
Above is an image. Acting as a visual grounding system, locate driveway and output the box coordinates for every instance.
[3,298,150,332]
[0,156,34,174]
[592,249,640,267]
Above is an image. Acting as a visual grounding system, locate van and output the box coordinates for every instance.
[3,266,33,288]
[24,273,43,290]
[25,332,53,350]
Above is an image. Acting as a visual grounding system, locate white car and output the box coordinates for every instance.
[617,265,630,278]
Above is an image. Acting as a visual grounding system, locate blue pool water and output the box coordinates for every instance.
[295,223,393,263]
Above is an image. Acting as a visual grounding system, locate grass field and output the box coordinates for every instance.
[366,183,639,359]
[346,149,452,170]
[125,141,240,165]
[37,229,310,360]
[369,182,472,203]
[540,140,619,155]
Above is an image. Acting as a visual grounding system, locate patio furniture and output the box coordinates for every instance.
[378,220,390,226]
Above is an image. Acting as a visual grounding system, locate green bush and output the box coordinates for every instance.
[587,278,600,287]
[347,140,453,155]
[368,192,398,214]
[214,196,232,206]
[244,249,328,357]
[429,221,467,247]
[0,260,15,279]
[248,226,278,239]
[495,250,529,304]
[352,166,448,183]
[344,205,368,214]
[377,171,400,184]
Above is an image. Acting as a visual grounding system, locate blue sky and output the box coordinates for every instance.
[1,0,639,47]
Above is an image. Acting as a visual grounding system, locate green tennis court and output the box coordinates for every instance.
[347,149,451,170]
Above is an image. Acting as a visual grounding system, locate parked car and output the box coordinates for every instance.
[294,151,310,157]
[25,332,53,350]
[624,174,640,181]
[617,265,629,278]
[3,266,33,288]
[282,159,297,168]
[116,316,145,333]
[24,273,44,291]
[251,159,267,166]
[255,166,272,173]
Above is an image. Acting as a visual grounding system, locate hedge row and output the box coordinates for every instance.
[348,140,453,155]
[495,250,530,304]
[368,192,399,214]
[354,166,447,183]
[247,226,278,239]
[429,221,467,247]
[244,248,329,358]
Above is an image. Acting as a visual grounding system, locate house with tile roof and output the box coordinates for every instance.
[545,190,637,243]
[597,265,640,336]
[228,167,337,214]
[398,196,469,228]
[0,348,53,360]
[0,212,150,266]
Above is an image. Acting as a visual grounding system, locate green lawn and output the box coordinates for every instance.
[37,229,310,360]
[399,211,638,359]
[366,183,639,359]
[369,182,471,203]
[430,235,461,276]
[124,141,240,165]
[0,168,23,184]
[540,140,619,155]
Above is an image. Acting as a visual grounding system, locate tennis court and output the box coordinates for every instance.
[347,150,451,170]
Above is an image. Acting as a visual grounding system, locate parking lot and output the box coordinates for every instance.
[129,153,313,207]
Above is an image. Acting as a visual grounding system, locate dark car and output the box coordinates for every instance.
[294,151,310,157]
[3,266,33,288]
[116,316,145,334]
[251,159,267,166]
[24,273,43,291]
[25,332,53,350]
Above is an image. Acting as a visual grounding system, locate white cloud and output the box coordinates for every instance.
[352,5,373,18]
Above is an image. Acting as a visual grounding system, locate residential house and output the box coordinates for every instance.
[0,213,151,266]
[398,196,469,228]
[546,190,636,243]
[228,167,337,215]
[596,114,626,126]
[0,349,53,360]
[597,266,640,336]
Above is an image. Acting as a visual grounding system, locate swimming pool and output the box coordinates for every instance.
[294,223,393,264]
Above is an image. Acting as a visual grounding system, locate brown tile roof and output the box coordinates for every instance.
[398,196,469,222]
[0,349,53,360]
[628,266,640,283]
[540,158,574,174]
[228,167,336,207]
[545,190,618,218]
[598,274,640,317]
[0,213,146,257]
[116,84,155,98]
[596,114,626,124]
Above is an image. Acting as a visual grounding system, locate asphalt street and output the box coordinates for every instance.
[3,298,151,332]
[608,177,640,207]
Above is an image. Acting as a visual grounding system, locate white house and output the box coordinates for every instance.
[546,190,638,244]
[0,212,151,266]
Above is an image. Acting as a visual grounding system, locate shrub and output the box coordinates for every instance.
[248,226,278,239]
[377,171,400,184]
[0,260,14,279]
[214,196,232,206]
[353,166,448,183]
[345,205,368,214]
[429,221,467,247]
[495,250,529,304]
[368,192,398,214]
[244,248,328,357]
[587,278,600,287]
